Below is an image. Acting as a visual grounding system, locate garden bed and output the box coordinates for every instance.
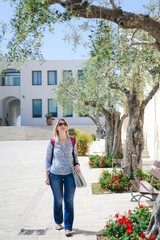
[91,183,111,194]
[96,234,109,240]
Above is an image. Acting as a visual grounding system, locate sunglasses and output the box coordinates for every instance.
[58,122,67,126]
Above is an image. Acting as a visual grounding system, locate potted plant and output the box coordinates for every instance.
[45,113,53,126]
[68,128,76,137]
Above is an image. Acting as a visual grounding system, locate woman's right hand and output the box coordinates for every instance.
[45,172,50,185]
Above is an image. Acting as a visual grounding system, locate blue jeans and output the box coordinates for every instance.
[49,172,76,231]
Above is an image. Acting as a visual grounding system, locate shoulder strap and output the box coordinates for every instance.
[51,137,55,149]
[70,136,76,148]
[50,138,55,164]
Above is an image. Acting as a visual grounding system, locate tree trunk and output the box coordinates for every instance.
[102,109,126,157]
[146,193,160,239]
[122,94,144,178]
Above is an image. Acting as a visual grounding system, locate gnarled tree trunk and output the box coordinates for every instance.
[122,93,144,178]
[102,108,127,156]
[110,82,159,179]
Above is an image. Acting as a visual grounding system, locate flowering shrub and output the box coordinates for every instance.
[89,155,112,168]
[134,167,160,190]
[99,170,131,192]
[101,205,154,239]
[76,132,94,156]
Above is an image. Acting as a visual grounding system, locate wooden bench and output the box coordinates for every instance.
[130,160,160,205]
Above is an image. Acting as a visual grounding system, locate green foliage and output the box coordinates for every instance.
[99,170,131,193]
[76,131,93,156]
[68,128,76,136]
[44,113,52,118]
[55,21,121,119]
[101,205,152,240]
[7,0,63,62]
[134,167,160,190]
[89,155,112,168]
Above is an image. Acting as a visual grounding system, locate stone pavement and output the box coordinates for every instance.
[0,140,154,240]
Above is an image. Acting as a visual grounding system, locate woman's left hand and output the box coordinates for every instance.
[74,164,80,173]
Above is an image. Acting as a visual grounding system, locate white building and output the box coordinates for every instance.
[0,59,104,127]
[0,59,160,160]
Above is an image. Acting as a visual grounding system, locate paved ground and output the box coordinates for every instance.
[0,140,154,240]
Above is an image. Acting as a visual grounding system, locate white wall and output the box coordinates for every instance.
[144,90,160,160]
[20,60,103,126]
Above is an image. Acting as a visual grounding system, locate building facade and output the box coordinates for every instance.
[0,59,160,160]
[0,59,103,127]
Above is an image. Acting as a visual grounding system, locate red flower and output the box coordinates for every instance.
[122,215,127,221]
[112,175,118,179]
[118,218,125,224]
[119,173,124,178]
[126,221,132,228]
[115,213,119,218]
[139,204,144,208]
[126,228,133,234]
[102,186,106,190]
[139,176,143,180]
[139,233,146,238]
[128,210,132,214]
[113,181,119,186]
[149,236,155,240]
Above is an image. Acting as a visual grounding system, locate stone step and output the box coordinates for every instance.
[0,125,96,141]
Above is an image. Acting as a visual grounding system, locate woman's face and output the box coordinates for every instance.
[56,120,68,133]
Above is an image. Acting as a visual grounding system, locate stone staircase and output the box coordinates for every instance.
[142,143,150,158]
[0,125,97,141]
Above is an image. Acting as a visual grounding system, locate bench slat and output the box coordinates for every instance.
[130,161,160,204]
[154,160,160,169]
[151,168,160,180]
[131,180,159,195]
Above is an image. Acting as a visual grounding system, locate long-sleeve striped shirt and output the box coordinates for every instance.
[45,137,79,175]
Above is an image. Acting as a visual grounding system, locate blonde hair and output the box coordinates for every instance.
[53,118,69,140]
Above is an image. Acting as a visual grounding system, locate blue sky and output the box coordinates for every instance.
[0,0,149,60]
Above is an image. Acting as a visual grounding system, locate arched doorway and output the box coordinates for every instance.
[2,97,20,126]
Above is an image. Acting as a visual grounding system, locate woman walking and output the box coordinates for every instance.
[45,118,80,237]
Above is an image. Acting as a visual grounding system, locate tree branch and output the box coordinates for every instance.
[130,39,160,51]
[141,82,160,109]
[47,1,160,50]
[121,113,128,123]
[110,0,119,10]
[109,83,130,98]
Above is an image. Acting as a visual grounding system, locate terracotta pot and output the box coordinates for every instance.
[46,118,52,126]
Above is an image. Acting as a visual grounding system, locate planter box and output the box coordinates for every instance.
[96,234,109,240]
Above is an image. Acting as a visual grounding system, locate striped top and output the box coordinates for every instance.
[45,137,79,175]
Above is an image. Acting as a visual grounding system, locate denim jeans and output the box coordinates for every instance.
[49,172,76,231]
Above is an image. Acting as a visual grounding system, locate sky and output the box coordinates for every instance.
[0,0,149,60]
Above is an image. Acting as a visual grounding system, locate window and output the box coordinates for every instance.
[63,104,73,117]
[48,71,57,85]
[79,113,88,117]
[32,71,42,85]
[48,99,58,117]
[77,70,84,80]
[1,69,20,86]
[63,70,72,79]
[32,99,42,117]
